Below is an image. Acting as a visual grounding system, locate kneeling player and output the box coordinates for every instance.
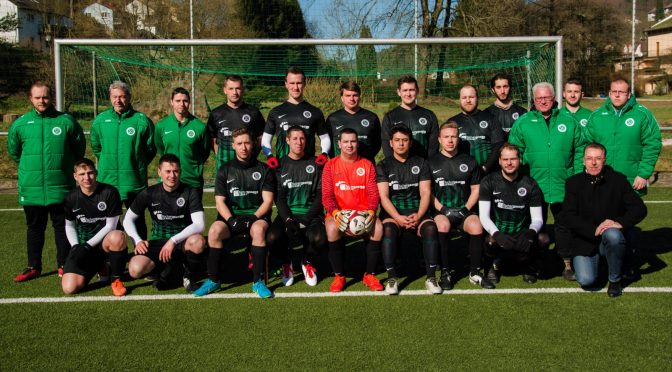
[195,128,275,298]
[376,125,441,295]
[323,128,383,292]
[267,126,326,286]
[124,154,206,292]
[430,122,495,289]
[479,144,544,284]
[62,158,127,296]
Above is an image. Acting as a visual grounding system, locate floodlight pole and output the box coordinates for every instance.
[631,0,636,94]
[556,37,563,108]
[190,0,195,110]
[414,0,418,79]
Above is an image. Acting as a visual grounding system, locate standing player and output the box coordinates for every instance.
[479,144,544,284]
[323,128,383,292]
[429,122,495,290]
[62,158,127,296]
[485,72,527,139]
[448,85,505,174]
[262,67,331,168]
[208,75,265,171]
[124,154,206,292]
[155,87,211,193]
[266,126,326,287]
[381,76,439,159]
[195,128,276,298]
[8,81,86,281]
[91,81,156,240]
[376,125,441,295]
[561,78,592,168]
[326,81,381,163]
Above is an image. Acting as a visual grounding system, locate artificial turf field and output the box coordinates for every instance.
[1,190,671,370]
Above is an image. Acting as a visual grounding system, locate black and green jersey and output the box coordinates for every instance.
[428,152,481,209]
[381,105,439,159]
[215,158,275,216]
[129,183,203,241]
[326,108,381,162]
[485,103,527,139]
[63,182,122,244]
[207,102,265,169]
[264,101,327,159]
[479,172,542,234]
[376,155,431,213]
[277,156,322,216]
[449,109,505,167]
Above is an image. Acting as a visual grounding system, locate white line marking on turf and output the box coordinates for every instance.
[1,287,671,304]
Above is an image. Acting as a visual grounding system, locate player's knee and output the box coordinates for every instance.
[420,220,438,238]
[383,222,399,237]
[266,226,283,247]
[250,221,267,239]
[61,277,81,295]
[105,230,127,252]
[307,226,327,247]
[128,257,150,279]
[433,215,450,233]
[325,218,341,240]
[538,232,551,249]
[208,222,227,245]
[185,234,206,254]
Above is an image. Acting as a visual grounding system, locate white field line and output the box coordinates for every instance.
[1,287,671,304]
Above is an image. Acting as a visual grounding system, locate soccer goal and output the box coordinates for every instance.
[54,37,562,121]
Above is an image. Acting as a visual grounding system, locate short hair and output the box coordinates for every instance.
[499,142,520,157]
[339,127,358,140]
[439,121,459,131]
[459,84,479,98]
[584,142,607,156]
[225,74,244,85]
[285,66,305,82]
[285,125,306,138]
[532,82,555,97]
[73,158,96,172]
[109,81,131,96]
[490,72,513,89]
[564,78,583,89]
[171,87,190,100]
[159,153,181,167]
[339,81,361,95]
[389,125,412,140]
[232,127,251,139]
[30,81,52,96]
[610,75,630,88]
[397,75,418,89]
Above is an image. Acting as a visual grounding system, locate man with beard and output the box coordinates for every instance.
[485,72,527,139]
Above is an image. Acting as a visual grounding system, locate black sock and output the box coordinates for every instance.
[382,222,398,278]
[207,247,222,282]
[469,233,484,275]
[185,251,201,279]
[328,240,345,275]
[109,250,127,280]
[421,222,439,278]
[439,232,450,272]
[366,240,381,274]
[251,245,267,282]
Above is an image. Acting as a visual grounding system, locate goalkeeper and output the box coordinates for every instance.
[322,128,383,293]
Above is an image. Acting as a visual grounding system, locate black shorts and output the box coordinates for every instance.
[63,244,107,281]
[138,239,187,264]
[379,210,433,231]
[431,209,476,230]
[216,213,271,236]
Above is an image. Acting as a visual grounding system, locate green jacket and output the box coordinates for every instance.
[586,95,661,195]
[509,108,584,204]
[155,113,211,188]
[561,106,592,170]
[90,107,156,200]
[7,107,86,206]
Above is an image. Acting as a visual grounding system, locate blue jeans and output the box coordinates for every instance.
[573,228,626,286]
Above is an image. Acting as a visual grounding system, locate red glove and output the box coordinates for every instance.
[315,152,328,165]
[266,156,279,169]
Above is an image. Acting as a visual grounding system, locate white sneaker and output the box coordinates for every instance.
[281,263,294,286]
[384,278,399,295]
[301,263,318,286]
[469,271,496,289]
[425,277,443,295]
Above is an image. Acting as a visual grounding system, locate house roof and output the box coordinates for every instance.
[8,0,70,18]
[648,14,672,32]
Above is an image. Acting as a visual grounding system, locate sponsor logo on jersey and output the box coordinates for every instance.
[303,111,312,119]
[411,166,420,175]
[252,171,262,181]
[219,127,232,136]
[356,167,365,176]
[392,182,419,190]
[176,197,185,207]
[187,129,196,138]
[335,180,365,191]
[418,117,428,126]
[306,165,315,174]
[155,212,185,221]
[557,124,567,133]
[512,112,519,120]
[479,121,488,129]
[230,186,259,197]
[361,119,370,127]
[52,127,62,136]
[517,187,527,196]
[126,127,136,136]
[97,202,107,211]
[438,179,465,187]
[580,119,588,127]
[77,215,107,223]
[459,133,486,140]
[459,164,469,173]
[242,114,251,123]
[625,118,635,127]
[284,180,312,188]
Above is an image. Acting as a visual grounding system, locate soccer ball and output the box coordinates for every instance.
[341,210,372,236]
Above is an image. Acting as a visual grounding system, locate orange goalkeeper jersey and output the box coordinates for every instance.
[322,155,379,214]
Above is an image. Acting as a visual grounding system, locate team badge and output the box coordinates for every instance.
[52,127,62,136]
[306,165,315,174]
[176,197,185,207]
[625,118,635,127]
[356,167,365,176]
[479,121,488,129]
[557,124,567,133]
[512,112,519,120]
[459,164,469,173]
[361,119,370,127]
[97,202,107,211]
[252,171,262,181]
[126,127,136,136]
[187,129,196,138]
[242,114,251,123]
[419,117,428,126]
[303,111,312,118]
[517,187,527,197]
[411,166,420,175]
[580,119,588,127]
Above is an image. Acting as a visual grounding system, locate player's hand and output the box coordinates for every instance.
[405,213,419,229]
[332,210,349,232]
[240,215,258,228]
[134,240,149,255]
[493,232,516,250]
[227,216,247,235]
[315,152,329,166]
[516,229,537,253]
[285,217,301,236]
[595,219,623,236]
[394,215,411,229]
[266,155,279,169]
[633,176,647,190]
[159,239,175,262]
[363,210,376,232]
